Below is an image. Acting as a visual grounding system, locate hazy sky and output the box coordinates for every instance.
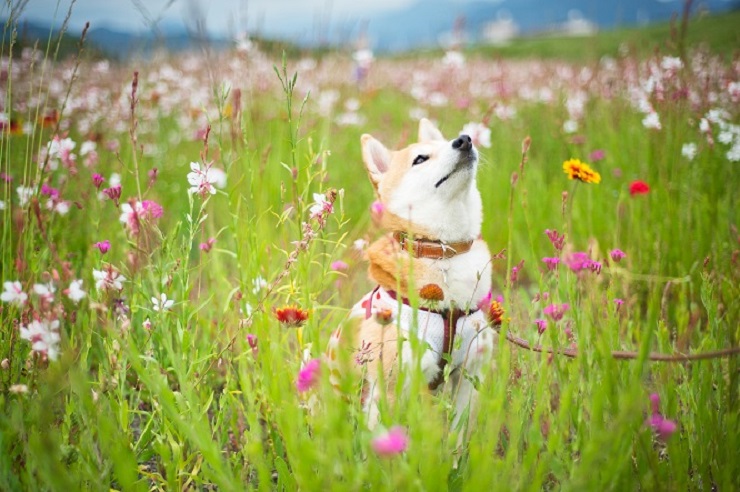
[17,0,428,35]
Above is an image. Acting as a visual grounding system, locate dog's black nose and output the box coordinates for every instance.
[452,134,473,151]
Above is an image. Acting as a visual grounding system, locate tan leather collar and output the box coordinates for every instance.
[392,232,474,260]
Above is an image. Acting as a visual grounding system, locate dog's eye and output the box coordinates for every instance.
[412,155,429,166]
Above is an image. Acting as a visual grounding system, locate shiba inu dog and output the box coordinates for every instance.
[327,118,496,431]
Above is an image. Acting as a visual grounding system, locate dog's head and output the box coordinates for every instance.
[361,118,483,242]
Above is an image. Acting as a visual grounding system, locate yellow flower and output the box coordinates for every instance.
[563,158,601,184]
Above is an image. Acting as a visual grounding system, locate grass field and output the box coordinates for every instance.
[0,7,739,491]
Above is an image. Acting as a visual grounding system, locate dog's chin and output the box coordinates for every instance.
[434,158,476,189]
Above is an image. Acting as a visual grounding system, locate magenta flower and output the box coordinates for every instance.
[141,200,164,219]
[588,260,602,274]
[565,251,591,272]
[41,183,60,199]
[200,238,216,253]
[94,240,111,254]
[645,393,677,441]
[534,318,547,334]
[545,229,565,251]
[103,185,122,205]
[476,291,492,311]
[543,303,569,322]
[371,426,408,457]
[246,333,258,355]
[542,257,560,271]
[331,260,348,271]
[92,173,105,189]
[296,358,321,393]
[609,249,626,262]
[614,298,624,310]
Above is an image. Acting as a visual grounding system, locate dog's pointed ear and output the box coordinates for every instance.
[418,118,445,142]
[361,134,390,188]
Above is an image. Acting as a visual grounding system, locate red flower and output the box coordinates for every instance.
[629,180,650,196]
[274,305,310,327]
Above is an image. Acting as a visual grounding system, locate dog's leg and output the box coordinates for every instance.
[451,327,495,459]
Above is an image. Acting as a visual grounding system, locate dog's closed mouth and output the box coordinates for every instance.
[434,158,475,188]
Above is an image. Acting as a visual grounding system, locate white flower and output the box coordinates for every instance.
[309,193,332,217]
[187,162,218,196]
[109,173,122,187]
[251,276,267,295]
[718,131,734,145]
[206,167,227,189]
[9,384,28,394]
[67,279,86,303]
[699,118,710,133]
[119,201,143,226]
[681,143,697,161]
[442,50,465,68]
[20,318,61,360]
[16,186,34,207]
[563,120,578,134]
[151,293,174,312]
[460,122,491,148]
[728,142,740,162]
[660,56,683,72]
[93,268,126,291]
[80,140,96,156]
[33,282,56,300]
[47,199,70,215]
[0,200,6,210]
[642,112,661,130]
[353,49,374,68]
[353,238,368,251]
[142,318,152,330]
[1,281,27,305]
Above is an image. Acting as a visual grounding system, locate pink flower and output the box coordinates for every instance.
[609,249,626,262]
[148,168,158,186]
[94,240,111,254]
[200,238,216,252]
[614,298,624,310]
[296,358,321,393]
[370,200,384,221]
[589,149,606,162]
[542,257,560,271]
[372,426,409,457]
[510,260,524,283]
[645,393,677,441]
[543,303,569,322]
[534,319,547,334]
[331,260,348,271]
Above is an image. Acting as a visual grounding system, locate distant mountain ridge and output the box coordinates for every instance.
[363,0,740,51]
[11,0,740,56]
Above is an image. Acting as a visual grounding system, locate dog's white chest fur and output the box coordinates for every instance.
[350,287,494,376]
